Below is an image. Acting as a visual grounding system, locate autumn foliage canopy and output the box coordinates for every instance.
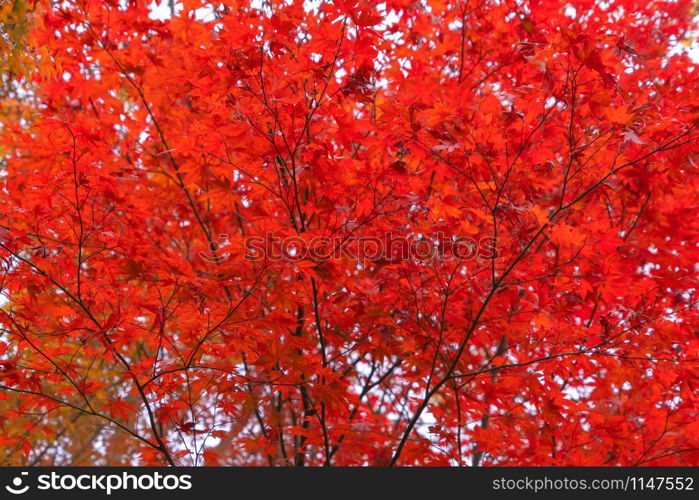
[0,0,698,466]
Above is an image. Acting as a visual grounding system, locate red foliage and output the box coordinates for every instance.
[0,0,698,466]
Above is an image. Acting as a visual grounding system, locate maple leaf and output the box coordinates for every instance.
[623,129,646,144]
[108,398,136,421]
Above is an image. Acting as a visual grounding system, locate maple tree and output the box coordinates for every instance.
[0,0,698,466]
